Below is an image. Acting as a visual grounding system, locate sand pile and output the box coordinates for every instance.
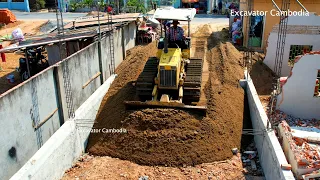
[87,28,245,166]
[249,53,276,95]
[0,10,17,24]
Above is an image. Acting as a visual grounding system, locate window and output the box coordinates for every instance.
[288,45,313,66]
[12,0,24,2]
[0,0,8,2]
[314,70,320,97]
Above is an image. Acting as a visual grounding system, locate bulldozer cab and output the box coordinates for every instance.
[125,7,206,115]
[153,7,196,59]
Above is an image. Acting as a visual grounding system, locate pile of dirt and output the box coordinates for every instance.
[87,28,244,166]
[249,53,276,95]
[0,10,17,24]
[62,154,245,180]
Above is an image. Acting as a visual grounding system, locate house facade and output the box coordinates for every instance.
[239,0,320,51]
[0,0,30,12]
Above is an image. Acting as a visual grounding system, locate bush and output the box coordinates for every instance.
[35,0,46,10]
[83,0,94,8]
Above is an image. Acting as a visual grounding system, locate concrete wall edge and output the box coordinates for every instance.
[244,70,295,180]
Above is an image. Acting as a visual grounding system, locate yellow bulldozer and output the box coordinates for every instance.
[125,7,206,114]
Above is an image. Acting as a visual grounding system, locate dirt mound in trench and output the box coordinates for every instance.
[249,53,276,95]
[87,30,244,166]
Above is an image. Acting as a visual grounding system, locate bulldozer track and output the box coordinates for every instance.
[136,57,159,100]
[184,58,203,102]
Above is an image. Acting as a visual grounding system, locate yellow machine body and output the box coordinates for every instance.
[156,48,183,90]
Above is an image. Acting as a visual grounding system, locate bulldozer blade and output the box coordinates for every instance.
[124,101,207,116]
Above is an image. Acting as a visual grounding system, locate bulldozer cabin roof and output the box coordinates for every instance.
[153,7,196,21]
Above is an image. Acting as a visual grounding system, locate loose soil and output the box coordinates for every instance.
[0,20,47,39]
[86,25,245,167]
[63,154,247,180]
[249,53,276,95]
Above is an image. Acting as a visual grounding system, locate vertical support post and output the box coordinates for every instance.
[25,49,31,78]
[53,66,65,126]
[24,0,30,12]
[98,4,104,84]
[121,26,126,59]
[7,0,12,9]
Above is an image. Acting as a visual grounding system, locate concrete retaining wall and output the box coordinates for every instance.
[10,75,116,180]
[0,68,60,180]
[244,73,295,180]
[57,42,101,119]
[0,22,136,180]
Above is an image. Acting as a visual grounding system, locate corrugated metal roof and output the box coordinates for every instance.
[0,20,134,53]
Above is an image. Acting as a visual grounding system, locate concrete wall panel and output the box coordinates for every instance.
[10,75,116,180]
[1,22,135,179]
[101,36,112,81]
[114,28,124,68]
[277,54,320,119]
[123,24,130,57]
[245,74,295,180]
[128,22,136,50]
[58,42,101,112]
[0,68,60,180]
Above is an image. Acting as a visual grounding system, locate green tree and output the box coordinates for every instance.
[127,0,146,13]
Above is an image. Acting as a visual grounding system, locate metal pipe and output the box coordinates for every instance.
[271,0,281,12]
[295,0,308,12]
[53,66,65,126]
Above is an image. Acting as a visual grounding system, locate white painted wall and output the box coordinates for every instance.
[0,68,60,180]
[264,14,320,76]
[58,42,101,112]
[245,73,295,180]
[0,22,137,180]
[101,36,112,81]
[114,28,124,68]
[10,75,116,180]
[277,54,320,119]
[286,14,320,26]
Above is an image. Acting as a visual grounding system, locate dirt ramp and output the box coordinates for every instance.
[87,42,158,147]
[204,42,244,155]
[87,30,245,167]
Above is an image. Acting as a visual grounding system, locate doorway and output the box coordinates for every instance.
[248,16,264,47]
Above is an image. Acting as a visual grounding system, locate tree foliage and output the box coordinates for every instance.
[127,0,146,13]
